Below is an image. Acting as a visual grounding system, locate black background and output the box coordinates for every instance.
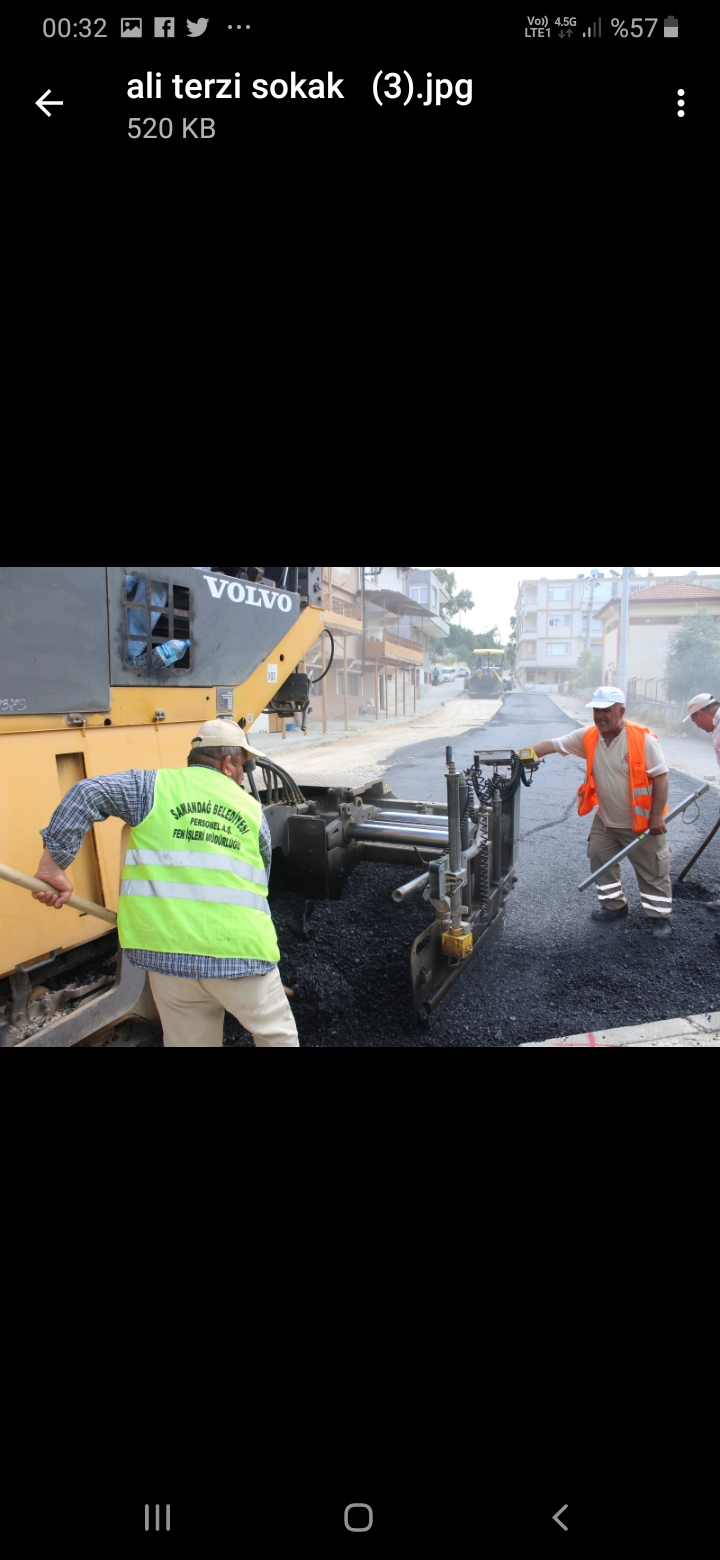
[21,9,701,515]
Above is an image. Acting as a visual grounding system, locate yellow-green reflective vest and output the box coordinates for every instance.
[118,768,280,963]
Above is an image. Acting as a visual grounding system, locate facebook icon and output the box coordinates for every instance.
[154,17,175,36]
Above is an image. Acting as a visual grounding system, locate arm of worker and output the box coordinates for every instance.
[644,734,669,835]
[647,771,669,835]
[258,813,272,885]
[531,731,588,760]
[33,771,157,909]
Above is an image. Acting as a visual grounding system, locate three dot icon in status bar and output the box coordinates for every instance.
[677,88,685,117]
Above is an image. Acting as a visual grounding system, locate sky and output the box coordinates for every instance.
[426,567,720,640]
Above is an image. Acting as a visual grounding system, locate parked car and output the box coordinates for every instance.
[457,667,470,679]
[441,669,455,683]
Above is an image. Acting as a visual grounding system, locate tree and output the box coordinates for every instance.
[664,611,720,705]
[431,568,456,596]
[430,622,505,663]
[448,589,475,620]
[429,568,475,622]
[575,648,602,688]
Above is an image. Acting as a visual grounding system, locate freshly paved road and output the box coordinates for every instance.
[225,691,719,1047]
[377,691,720,1045]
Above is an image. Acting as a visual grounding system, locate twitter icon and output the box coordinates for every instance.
[186,16,208,34]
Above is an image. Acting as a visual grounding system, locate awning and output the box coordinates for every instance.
[363,589,439,619]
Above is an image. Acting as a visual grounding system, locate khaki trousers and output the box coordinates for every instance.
[148,967,300,1048]
[588,815,673,920]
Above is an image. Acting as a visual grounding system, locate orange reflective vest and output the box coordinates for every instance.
[577,720,668,833]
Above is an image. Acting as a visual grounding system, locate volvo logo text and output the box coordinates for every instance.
[203,576,292,611]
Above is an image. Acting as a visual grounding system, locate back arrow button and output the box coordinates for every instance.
[553,1506,569,1531]
[36,89,64,118]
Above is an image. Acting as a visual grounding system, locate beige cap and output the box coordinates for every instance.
[192,718,267,759]
[683,693,717,722]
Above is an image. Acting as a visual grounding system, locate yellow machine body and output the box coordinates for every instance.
[0,607,324,979]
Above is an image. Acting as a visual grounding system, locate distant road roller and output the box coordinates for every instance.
[0,568,540,1043]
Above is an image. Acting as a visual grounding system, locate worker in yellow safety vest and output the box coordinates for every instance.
[32,720,299,1046]
[531,686,674,940]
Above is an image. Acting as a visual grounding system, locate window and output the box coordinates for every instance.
[337,672,363,697]
[410,585,429,604]
[547,642,571,656]
[548,614,571,629]
[124,573,191,670]
[548,587,572,602]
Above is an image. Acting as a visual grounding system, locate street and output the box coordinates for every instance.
[226,692,720,1047]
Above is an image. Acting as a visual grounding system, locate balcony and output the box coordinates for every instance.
[364,631,424,665]
[322,591,363,631]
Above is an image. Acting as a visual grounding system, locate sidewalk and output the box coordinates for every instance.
[254,681,473,757]
[548,694,719,794]
[520,1011,720,1047]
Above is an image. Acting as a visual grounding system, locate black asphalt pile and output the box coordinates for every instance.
[224,864,437,1048]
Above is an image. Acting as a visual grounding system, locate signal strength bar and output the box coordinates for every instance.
[145,1506,170,1532]
[583,17,602,34]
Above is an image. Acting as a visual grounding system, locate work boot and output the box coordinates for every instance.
[704,901,720,913]
[591,905,628,923]
[651,919,672,939]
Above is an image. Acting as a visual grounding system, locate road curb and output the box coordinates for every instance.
[547,693,587,728]
[519,1011,720,1047]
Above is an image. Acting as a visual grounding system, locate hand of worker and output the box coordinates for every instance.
[33,849,74,909]
[647,816,668,836]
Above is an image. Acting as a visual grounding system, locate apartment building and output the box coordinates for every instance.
[301,566,448,727]
[515,574,606,690]
[515,571,720,692]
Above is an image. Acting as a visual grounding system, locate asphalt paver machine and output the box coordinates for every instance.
[0,567,539,1043]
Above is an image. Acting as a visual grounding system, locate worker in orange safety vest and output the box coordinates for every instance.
[531,686,674,940]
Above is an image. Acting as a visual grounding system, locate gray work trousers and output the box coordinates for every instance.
[588,815,673,920]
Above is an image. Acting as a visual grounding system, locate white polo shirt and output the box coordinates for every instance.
[552,723,668,830]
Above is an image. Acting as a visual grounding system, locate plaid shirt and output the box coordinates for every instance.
[41,767,275,980]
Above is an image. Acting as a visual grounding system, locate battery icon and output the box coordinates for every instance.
[664,15,678,36]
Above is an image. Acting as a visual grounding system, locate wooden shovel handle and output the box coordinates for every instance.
[0,861,117,926]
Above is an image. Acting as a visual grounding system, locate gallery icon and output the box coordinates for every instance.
[186,18,209,36]
[154,17,176,35]
[121,18,142,36]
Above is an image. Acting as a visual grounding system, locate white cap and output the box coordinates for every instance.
[586,686,626,710]
[192,718,267,759]
[683,693,717,723]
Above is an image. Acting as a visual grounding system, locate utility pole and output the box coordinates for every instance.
[361,565,366,678]
[617,566,631,692]
[585,576,596,651]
